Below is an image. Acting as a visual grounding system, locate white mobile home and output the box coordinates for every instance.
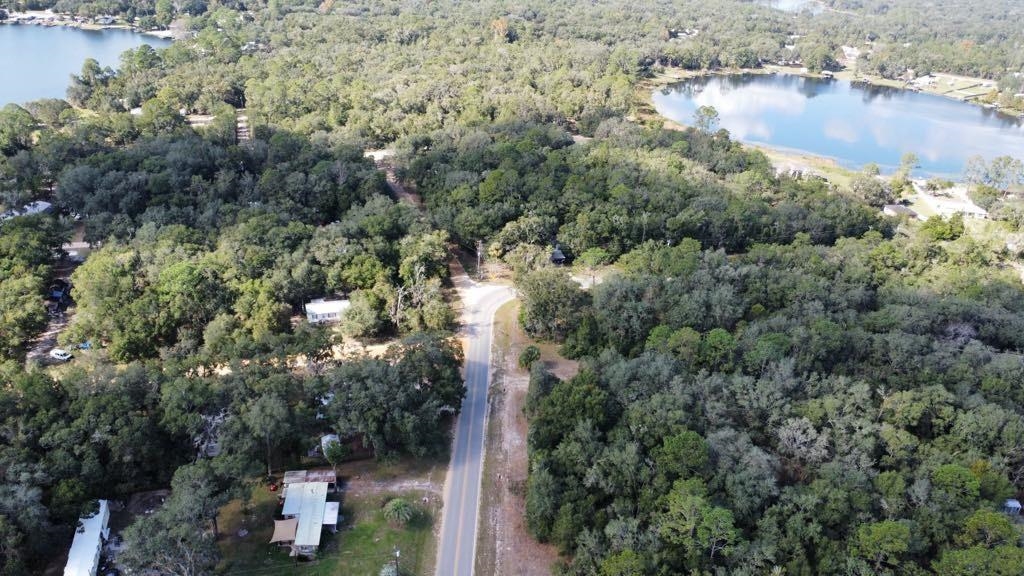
[305,299,350,324]
[274,481,332,557]
[64,500,110,576]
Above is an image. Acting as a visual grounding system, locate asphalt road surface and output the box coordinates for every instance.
[436,275,514,576]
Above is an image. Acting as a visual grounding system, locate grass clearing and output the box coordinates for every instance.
[758,146,858,188]
[963,217,1016,251]
[328,489,438,576]
[832,69,906,89]
[907,194,937,219]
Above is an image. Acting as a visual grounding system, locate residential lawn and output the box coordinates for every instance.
[907,195,937,219]
[217,471,440,575]
[330,490,437,575]
[216,482,298,575]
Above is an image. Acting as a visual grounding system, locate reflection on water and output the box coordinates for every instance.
[758,0,824,14]
[0,25,171,106]
[653,74,1024,178]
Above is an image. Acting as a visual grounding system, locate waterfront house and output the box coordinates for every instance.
[882,204,918,219]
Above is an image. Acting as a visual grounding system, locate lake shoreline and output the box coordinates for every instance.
[643,65,1024,120]
[638,68,1023,182]
[636,68,860,180]
[0,10,179,40]
[0,20,174,106]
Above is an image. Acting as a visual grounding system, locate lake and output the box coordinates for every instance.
[0,24,171,106]
[652,74,1024,178]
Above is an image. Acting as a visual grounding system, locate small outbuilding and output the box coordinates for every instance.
[1003,498,1022,516]
[64,500,110,576]
[321,434,341,454]
[305,299,350,324]
[550,246,566,266]
[323,501,340,533]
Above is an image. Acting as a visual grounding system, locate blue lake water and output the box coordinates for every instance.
[652,74,1024,178]
[0,23,171,106]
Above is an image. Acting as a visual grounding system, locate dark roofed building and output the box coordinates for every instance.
[550,246,566,265]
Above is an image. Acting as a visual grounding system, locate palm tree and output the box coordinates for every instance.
[383,498,415,527]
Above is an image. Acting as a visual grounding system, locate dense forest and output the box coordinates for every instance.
[1,0,1023,574]
[517,188,1024,574]
[815,0,1024,80]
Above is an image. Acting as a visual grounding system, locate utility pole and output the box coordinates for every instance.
[393,546,401,573]
[476,239,483,280]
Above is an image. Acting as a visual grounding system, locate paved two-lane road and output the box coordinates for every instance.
[370,154,514,575]
[436,274,514,576]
